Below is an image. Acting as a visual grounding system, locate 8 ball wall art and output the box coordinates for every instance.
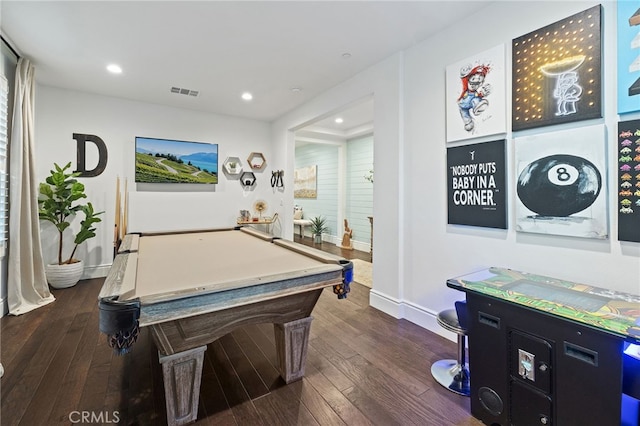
[512,5,602,132]
[447,139,507,229]
[515,124,607,239]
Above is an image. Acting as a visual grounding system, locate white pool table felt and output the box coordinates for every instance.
[118,229,343,302]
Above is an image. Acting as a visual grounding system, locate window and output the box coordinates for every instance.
[0,76,8,252]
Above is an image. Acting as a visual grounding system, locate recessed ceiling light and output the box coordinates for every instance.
[241,92,253,101]
[106,64,122,74]
[335,117,344,124]
[290,87,302,93]
[341,53,352,59]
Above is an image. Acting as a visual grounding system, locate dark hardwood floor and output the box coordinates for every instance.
[1,247,481,425]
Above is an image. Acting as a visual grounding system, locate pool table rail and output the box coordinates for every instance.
[116,226,273,255]
[137,264,344,325]
[272,238,351,264]
[99,251,136,300]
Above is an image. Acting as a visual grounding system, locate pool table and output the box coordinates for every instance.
[98,227,353,426]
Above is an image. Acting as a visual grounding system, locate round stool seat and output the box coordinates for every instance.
[437,308,467,335]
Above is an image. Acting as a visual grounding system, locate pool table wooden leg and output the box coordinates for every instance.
[274,316,313,383]
[158,345,207,426]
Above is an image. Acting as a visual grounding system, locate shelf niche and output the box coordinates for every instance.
[247,152,266,170]
[223,157,243,175]
[240,171,256,187]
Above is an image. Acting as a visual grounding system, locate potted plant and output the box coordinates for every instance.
[38,162,103,288]
[309,216,328,244]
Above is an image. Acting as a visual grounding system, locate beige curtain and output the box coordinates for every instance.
[7,58,54,315]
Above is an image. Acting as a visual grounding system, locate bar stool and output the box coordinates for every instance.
[431,301,470,396]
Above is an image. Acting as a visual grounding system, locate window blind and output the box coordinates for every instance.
[0,76,8,247]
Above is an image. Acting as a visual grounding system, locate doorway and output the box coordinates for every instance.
[293,97,374,262]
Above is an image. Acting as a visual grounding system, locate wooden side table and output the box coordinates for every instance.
[237,215,277,234]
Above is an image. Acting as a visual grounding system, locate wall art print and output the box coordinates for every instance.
[515,124,607,239]
[293,165,317,199]
[512,5,602,132]
[618,1,640,114]
[617,119,640,243]
[446,44,507,142]
[447,139,507,229]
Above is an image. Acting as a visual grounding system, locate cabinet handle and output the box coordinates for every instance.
[478,311,500,329]
[564,341,598,366]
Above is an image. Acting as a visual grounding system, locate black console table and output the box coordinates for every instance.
[447,267,640,426]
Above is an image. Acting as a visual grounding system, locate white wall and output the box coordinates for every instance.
[346,135,374,246]
[34,86,276,278]
[294,143,340,238]
[277,0,640,340]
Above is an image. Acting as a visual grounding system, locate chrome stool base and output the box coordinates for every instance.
[430,359,470,396]
[431,306,470,396]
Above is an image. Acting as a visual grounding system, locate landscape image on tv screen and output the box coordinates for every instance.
[135,136,218,184]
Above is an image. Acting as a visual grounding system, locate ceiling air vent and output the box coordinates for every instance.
[170,87,199,97]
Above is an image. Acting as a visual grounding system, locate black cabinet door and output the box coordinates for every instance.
[509,329,553,395]
[467,295,510,425]
[511,380,552,426]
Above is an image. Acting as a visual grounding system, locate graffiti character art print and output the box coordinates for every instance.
[512,5,602,131]
[618,119,640,243]
[446,44,507,143]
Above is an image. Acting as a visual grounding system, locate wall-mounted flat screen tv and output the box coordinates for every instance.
[135,136,218,184]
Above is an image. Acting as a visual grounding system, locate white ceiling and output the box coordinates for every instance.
[2,1,493,131]
[296,96,375,143]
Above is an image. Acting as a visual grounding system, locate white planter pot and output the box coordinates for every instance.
[45,260,84,289]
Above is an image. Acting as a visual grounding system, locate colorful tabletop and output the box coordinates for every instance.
[447,267,640,342]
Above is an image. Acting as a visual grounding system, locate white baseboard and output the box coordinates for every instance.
[369,289,456,343]
[369,288,403,318]
[351,239,370,253]
[315,234,370,253]
[404,300,456,342]
[82,264,111,280]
